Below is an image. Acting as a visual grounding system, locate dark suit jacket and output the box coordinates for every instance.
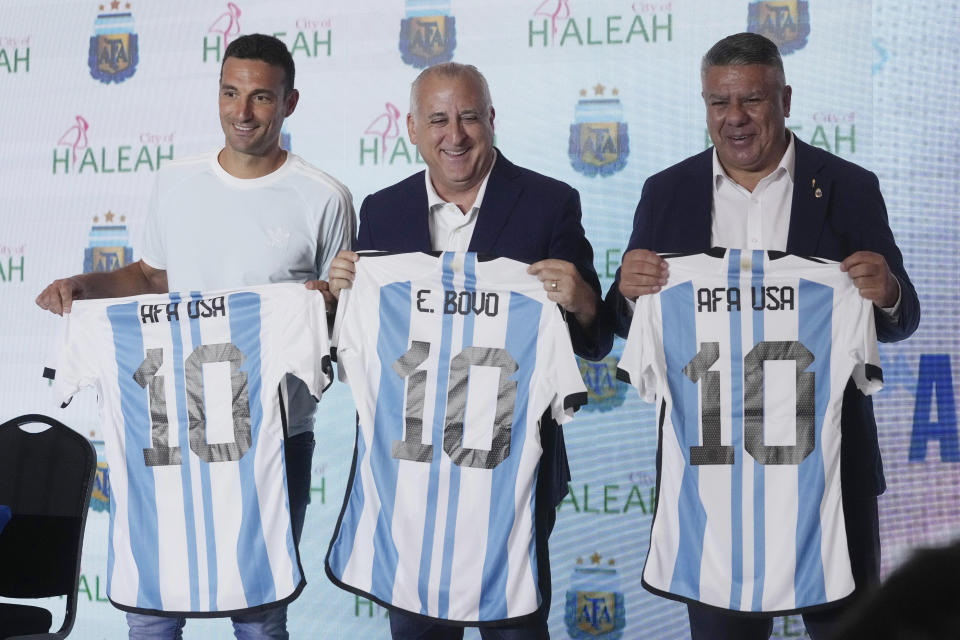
[606,138,920,496]
[356,149,611,361]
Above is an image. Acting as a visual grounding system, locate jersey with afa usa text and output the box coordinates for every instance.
[616,249,882,614]
[52,283,331,617]
[326,251,587,624]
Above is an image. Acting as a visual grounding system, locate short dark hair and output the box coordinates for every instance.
[221,33,295,94]
[701,32,784,79]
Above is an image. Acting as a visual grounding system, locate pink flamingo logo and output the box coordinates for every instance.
[534,0,570,38]
[209,2,242,46]
[57,115,89,163]
[364,102,402,156]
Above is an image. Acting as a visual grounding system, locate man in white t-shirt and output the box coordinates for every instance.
[36,33,353,640]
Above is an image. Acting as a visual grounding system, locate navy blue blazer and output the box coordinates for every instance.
[606,138,920,496]
[356,150,611,361]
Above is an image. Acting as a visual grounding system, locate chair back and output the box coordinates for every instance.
[0,413,96,636]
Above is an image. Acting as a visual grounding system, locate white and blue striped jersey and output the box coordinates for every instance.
[326,251,586,623]
[617,249,882,614]
[52,283,331,616]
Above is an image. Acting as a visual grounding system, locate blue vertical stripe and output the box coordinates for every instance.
[186,291,219,610]
[164,292,201,610]
[479,291,540,620]
[229,292,279,606]
[726,250,745,609]
[795,279,831,606]
[106,301,162,609]
[327,429,367,574]
[417,252,457,613]
[750,251,766,611]
[437,252,477,617]
[367,280,415,604]
[664,282,707,600]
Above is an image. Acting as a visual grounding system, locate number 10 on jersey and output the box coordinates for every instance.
[684,339,816,467]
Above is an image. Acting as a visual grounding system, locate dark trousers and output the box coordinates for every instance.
[389,608,549,640]
[687,493,881,640]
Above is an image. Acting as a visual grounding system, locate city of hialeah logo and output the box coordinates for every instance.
[89,1,138,83]
[578,354,627,413]
[569,85,629,177]
[83,212,133,273]
[747,0,810,55]
[565,553,626,638]
[533,0,571,44]
[209,2,243,47]
[56,115,89,166]
[90,461,111,512]
[399,0,456,69]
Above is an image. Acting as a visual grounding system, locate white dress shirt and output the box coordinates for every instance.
[425,151,497,251]
[710,133,795,251]
[709,132,899,314]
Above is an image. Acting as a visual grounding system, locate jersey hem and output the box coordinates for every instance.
[639,578,857,618]
[323,564,547,628]
[106,577,306,619]
[564,391,588,411]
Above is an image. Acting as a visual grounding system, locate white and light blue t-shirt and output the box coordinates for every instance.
[617,249,882,614]
[327,251,586,624]
[53,283,331,616]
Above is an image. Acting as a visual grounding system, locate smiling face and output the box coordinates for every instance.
[218,56,298,166]
[702,63,791,189]
[406,72,495,207]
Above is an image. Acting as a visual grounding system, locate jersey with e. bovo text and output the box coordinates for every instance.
[51,283,331,617]
[617,249,882,615]
[326,251,587,624]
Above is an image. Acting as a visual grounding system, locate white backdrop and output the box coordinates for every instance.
[1,1,958,638]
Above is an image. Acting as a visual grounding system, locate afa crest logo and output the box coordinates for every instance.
[565,553,626,638]
[89,1,139,83]
[84,212,133,273]
[747,0,810,55]
[578,354,627,413]
[399,0,456,69]
[569,85,629,177]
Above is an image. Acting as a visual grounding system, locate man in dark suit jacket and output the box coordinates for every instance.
[329,62,609,640]
[607,33,919,640]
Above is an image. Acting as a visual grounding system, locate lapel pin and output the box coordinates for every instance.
[811,178,816,187]
[815,187,823,198]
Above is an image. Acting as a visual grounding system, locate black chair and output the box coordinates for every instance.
[0,414,96,639]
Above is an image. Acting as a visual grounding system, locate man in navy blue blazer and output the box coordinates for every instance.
[606,33,919,640]
[329,62,609,640]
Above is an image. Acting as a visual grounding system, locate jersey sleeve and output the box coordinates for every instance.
[849,295,884,396]
[50,306,100,407]
[277,287,333,400]
[330,285,355,384]
[543,308,588,425]
[616,295,659,403]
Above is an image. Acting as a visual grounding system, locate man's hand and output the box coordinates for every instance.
[35,277,84,315]
[329,250,359,300]
[618,249,668,301]
[304,279,335,312]
[841,251,900,308]
[528,259,598,328]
